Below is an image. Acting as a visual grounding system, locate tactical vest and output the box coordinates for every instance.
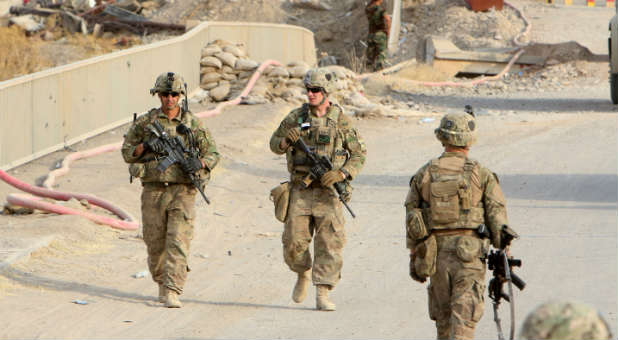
[421,156,485,230]
[286,104,349,177]
[366,4,386,34]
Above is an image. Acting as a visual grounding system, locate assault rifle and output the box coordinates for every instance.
[147,120,210,205]
[477,224,525,340]
[293,137,356,218]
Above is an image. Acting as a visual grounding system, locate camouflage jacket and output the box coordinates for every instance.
[121,108,220,184]
[269,103,366,181]
[366,2,387,34]
[404,152,508,249]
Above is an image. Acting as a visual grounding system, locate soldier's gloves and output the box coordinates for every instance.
[285,128,300,144]
[181,157,202,174]
[321,170,346,187]
[409,253,426,283]
[145,138,165,154]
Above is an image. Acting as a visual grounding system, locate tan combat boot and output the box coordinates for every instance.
[292,270,311,303]
[316,284,336,311]
[158,284,166,303]
[164,289,182,308]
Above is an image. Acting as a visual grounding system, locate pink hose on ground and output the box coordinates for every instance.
[0,169,137,226]
[6,193,138,230]
[194,59,282,118]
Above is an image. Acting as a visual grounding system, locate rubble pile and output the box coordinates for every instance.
[5,0,181,38]
[198,39,371,111]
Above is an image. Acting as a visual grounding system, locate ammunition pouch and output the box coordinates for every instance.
[414,235,437,279]
[128,163,145,179]
[270,181,291,223]
[407,208,429,241]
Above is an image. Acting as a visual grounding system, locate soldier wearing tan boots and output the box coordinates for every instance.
[269,68,366,311]
[122,72,219,308]
[404,111,518,339]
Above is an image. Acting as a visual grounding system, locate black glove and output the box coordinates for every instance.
[285,128,300,144]
[409,253,426,283]
[181,157,202,174]
[145,138,165,154]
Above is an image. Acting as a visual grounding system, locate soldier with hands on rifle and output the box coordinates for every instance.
[269,68,366,311]
[121,72,219,308]
[404,110,520,339]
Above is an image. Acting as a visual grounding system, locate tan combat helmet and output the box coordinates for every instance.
[520,301,612,340]
[150,72,186,95]
[303,68,338,94]
[434,112,477,147]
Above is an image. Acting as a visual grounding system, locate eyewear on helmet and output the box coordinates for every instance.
[306,86,323,93]
[160,91,180,97]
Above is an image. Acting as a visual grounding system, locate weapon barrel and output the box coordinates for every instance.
[511,272,526,291]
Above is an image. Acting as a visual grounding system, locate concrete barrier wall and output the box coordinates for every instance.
[0,21,316,170]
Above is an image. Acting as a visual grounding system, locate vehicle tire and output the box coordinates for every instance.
[611,73,618,104]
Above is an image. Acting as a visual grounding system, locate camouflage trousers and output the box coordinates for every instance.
[366,31,388,72]
[141,182,196,295]
[428,235,486,340]
[282,183,346,287]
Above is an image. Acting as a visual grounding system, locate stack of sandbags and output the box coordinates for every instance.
[199,39,259,102]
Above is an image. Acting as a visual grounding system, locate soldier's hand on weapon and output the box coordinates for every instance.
[145,137,165,154]
[285,128,300,144]
[409,252,426,283]
[321,170,346,187]
[181,157,203,174]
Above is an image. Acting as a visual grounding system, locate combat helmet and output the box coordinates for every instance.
[150,72,186,95]
[303,68,338,94]
[434,111,477,147]
[520,301,612,340]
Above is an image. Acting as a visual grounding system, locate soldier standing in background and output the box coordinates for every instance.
[269,68,367,311]
[404,111,518,339]
[365,0,391,71]
[121,72,220,308]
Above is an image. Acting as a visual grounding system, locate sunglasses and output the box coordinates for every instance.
[160,91,180,97]
[306,87,323,93]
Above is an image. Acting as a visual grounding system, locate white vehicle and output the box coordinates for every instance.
[610,8,618,103]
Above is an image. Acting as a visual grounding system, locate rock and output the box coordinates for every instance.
[268,66,289,78]
[221,73,237,81]
[200,56,222,69]
[201,81,219,90]
[287,61,310,68]
[240,95,268,105]
[290,0,332,10]
[210,82,231,101]
[315,28,334,42]
[102,32,114,39]
[141,1,159,9]
[249,85,269,97]
[42,30,56,41]
[286,78,305,88]
[223,44,245,58]
[238,71,255,79]
[210,39,235,48]
[288,65,309,78]
[71,0,91,12]
[190,88,210,103]
[201,72,222,84]
[201,45,222,57]
[222,65,235,74]
[281,87,304,99]
[354,105,384,118]
[235,59,259,71]
[345,91,372,108]
[200,66,219,75]
[214,51,237,68]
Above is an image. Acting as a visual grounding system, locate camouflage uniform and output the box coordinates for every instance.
[520,301,613,340]
[365,1,389,72]
[270,103,366,288]
[404,113,512,339]
[122,82,219,297]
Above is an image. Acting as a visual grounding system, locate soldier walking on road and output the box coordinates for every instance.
[121,72,220,308]
[269,68,367,311]
[365,0,391,72]
[404,111,518,339]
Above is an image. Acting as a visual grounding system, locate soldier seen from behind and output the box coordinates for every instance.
[269,68,367,311]
[404,111,519,339]
[365,0,391,71]
[121,72,220,308]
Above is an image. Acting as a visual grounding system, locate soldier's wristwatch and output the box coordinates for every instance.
[340,168,351,180]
